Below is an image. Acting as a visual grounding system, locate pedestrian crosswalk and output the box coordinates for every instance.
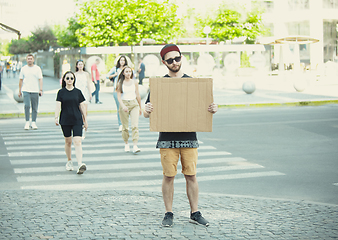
[0,116,285,190]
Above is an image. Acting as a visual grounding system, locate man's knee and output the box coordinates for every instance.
[184,174,197,183]
[163,175,175,183]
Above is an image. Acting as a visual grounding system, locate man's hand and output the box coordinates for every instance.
[143,102,153,118]
[145,103,153,114]
[208,103,218,114]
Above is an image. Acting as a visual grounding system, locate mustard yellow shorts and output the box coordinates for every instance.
[159,148,198,177]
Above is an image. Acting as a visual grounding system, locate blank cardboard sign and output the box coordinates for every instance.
[149,78,213,132]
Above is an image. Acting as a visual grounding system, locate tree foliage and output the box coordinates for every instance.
[54,17,82,48]
[76,0,182,47]
[9,38,32,55]
[30,26,57,51]
[8,26,58,54]
[196,3,267,43]
[0,39,11,56]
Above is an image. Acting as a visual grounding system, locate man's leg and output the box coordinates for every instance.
[160,148,179,227]
[23,92,31,122]
[185,175,199,213]
[30,93,39,122]
[95,81,100,102]
[162,175,175,213]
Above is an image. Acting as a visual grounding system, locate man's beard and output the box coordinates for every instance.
[167,64,181,73]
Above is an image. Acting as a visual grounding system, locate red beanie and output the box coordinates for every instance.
[160,44,181,59]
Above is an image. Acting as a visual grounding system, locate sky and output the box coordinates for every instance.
[0,0,249,40]
[0,0,77,40]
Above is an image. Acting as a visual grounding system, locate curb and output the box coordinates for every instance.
[0,110,118,119]
[218,99,338,108]
[1,100,337,119]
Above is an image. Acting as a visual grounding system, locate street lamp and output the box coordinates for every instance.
[203,26,211,45]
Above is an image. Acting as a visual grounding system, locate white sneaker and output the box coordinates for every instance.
[125,144,130,152]
[133,146,140,154]
[66,161,74,171]
[31,122,38,130]
[24,122,30,130]
[119,125,123,132]
[77,163,86,174]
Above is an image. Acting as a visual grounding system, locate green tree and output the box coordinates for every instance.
[30,26,57,51]
[76,0,182,47]
[8,26,58,54]
[54,17,82,48]
[0,39,11,56]
[8,38,32,55]
[243,7,267,44]
[196,2,266,43]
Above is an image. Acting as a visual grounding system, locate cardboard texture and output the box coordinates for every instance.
[149,78,213,132]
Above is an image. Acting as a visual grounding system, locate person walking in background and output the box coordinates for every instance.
[75,60,92,139]
[18,54,43,130]
[91,58,102,104]
[0,64,2,91]
[116,66,142,154]
[144,44,218,227]
[137,58,145,85]
[106,55,129,131]
[6,62,11,78]
[55,71,88,174]
[12,61,17,78]
[75,60,92,116]
[60,60,71,86]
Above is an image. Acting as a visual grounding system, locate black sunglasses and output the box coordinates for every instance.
[165,56,181,64]
[66,77,74,80]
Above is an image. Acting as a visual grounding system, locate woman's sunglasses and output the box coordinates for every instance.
[66,77,74,80]
[164,56,181,64]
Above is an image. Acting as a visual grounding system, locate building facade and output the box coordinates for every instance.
[258,0,338,69]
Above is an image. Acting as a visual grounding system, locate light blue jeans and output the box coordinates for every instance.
[23,91,39,122]
[113,91,121,126]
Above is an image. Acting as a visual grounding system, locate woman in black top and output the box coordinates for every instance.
[55,71,88,174]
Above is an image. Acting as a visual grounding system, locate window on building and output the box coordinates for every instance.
[287,21,310,35]
[262,1,274,12]
[323,21,338,62]
[323,0,338,8]
[288,0,310,10]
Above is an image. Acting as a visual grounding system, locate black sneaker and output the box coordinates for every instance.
[161,212,174,227]
[189,211,209,227]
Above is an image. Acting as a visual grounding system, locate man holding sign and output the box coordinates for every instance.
[144,44,218,227]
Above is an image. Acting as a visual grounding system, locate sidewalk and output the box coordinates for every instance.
[1,190,337,239]
[1,74,338,118]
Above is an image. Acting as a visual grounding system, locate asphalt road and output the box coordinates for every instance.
[0,106,337,205]
[198,105,338,205]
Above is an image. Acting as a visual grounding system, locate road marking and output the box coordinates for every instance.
[17,164,264,182]
[1,130,156,140]
[13,157,245,173]
[6,143,214,151]
[20,171,285,190]
[8,146,224,157]
[4,136,159,145]
[1,120,286,190]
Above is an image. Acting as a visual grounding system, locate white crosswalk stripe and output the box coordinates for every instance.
[1,119,285,190]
